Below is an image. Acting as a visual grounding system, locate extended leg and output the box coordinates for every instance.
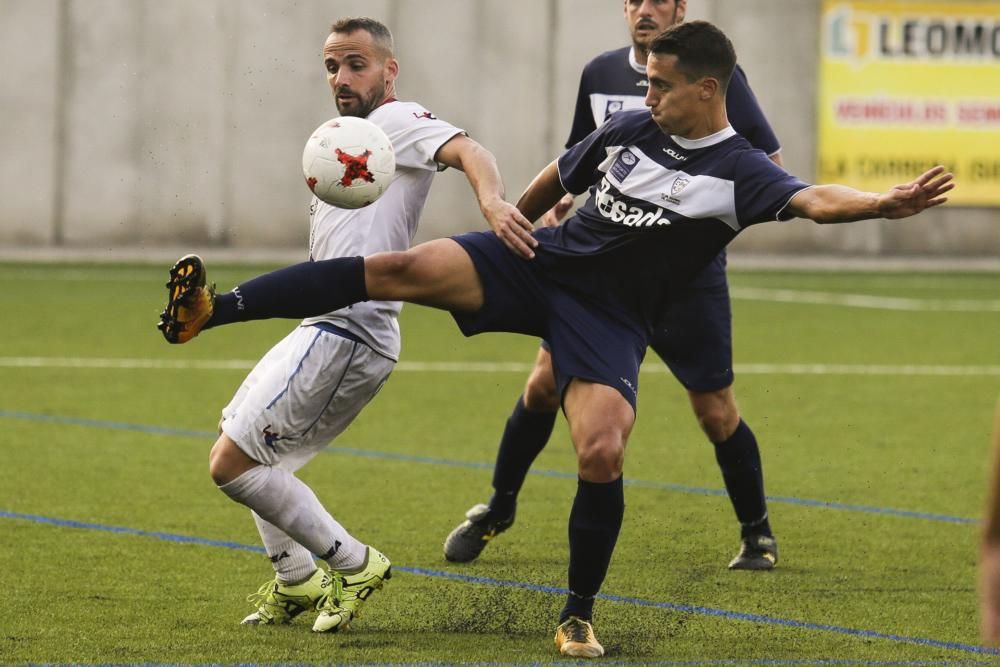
[158,239,484,343]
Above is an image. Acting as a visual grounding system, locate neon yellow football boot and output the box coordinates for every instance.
[313,546,392,633]
[241,566,332,625]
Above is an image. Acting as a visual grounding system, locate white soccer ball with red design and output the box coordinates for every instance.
[302,116,395,209]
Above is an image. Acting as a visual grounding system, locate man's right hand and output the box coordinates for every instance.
[540,193,575,227]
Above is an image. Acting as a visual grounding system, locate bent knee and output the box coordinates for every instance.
[690,388,740,443]
[523,369,560,412]
[696,404,740,443]
[521,347,559,412]
[208,440,230,486]
[577,447,624,482]
[575,438,625,481]
[366,251,414,283]
[209,435,258,486]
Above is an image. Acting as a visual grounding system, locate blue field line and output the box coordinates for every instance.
[12,661,993,667]
[0,410,980,526]
[10,662,994,667]
[0,409,213,439]
[322,447,978,526]
[2,510,997,658]
[0,511,265,554]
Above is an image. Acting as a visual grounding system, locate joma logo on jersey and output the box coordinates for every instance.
[594,180,669,227]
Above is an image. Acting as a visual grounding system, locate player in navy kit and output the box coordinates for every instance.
[158,21,952,657]
[444,0,787,573]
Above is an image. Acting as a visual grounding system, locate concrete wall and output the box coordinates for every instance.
[1,0,60,245]
[1,0,997,255]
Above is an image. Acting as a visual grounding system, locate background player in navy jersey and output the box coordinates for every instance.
[444,0,788,572]
[159,21,952,658]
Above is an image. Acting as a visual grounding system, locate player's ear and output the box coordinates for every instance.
[675,0,687,22]
[699,76,718,100]
[384,57,399,83]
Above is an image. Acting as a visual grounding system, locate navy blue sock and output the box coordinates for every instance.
[205,257,367,329]
[713,419,772,538]
[561,476,625,623]
[487,396,557,518]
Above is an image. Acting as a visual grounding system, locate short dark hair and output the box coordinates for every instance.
[649,21,736,92]
[329,17,394,56]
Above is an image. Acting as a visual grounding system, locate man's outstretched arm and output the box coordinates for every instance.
[435,135,537,259]
[785,165,953,224]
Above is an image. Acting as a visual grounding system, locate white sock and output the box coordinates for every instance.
[251,511,316,584]
[219,465,366,572]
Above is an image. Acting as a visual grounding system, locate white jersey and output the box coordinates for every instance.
[301,100,464,360]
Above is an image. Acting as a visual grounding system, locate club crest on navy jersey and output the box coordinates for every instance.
[658,175,691,206]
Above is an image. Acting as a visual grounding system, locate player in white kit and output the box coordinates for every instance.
[199,17,532,633]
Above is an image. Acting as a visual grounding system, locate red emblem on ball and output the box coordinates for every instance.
[335,149,376,187]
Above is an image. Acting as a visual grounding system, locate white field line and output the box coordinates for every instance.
[1,357,999,376]
[1,269,158,282]
[733,363,1000,376]
[0,357,257,370]
[730,286,1000,312]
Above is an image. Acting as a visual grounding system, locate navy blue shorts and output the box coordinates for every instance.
[535,252,734,394]
[450,232,647,412]
[649,252,733,392]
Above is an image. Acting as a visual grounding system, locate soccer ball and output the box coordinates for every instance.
[302,116,395,209]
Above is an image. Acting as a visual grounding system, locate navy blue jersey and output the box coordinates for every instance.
[535,109,808,335]
[565,46,780,156]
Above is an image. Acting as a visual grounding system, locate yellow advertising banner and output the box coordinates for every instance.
[818,1,1000,206]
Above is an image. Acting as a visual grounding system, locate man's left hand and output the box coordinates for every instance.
[484,199,537,259]
[878,166,954,219]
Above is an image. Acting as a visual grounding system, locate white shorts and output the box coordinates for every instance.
[221,323,395,472]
